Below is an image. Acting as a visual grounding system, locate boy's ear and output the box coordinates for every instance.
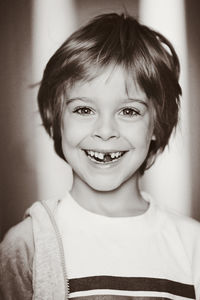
[151,134,156,141]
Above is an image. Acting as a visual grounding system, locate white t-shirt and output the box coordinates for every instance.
[56,192,200,300]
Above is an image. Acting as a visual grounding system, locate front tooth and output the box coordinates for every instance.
[94,152,99,158]
[87,150,94,156]
[98,153,104,159]
[111,153,115,158]
[114,152,118,158]
[116,152,120,158]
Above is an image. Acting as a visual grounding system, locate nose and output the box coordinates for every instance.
[92,115,120,141]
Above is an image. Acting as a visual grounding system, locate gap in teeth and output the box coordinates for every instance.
[86,150,124,161]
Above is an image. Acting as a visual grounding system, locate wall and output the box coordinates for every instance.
[0,1,37,239]
[185,0,200,219]
[139,0,191,215]
[140,0,200,220]
[1,0,200,240]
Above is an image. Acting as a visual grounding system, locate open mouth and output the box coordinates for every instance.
[84,150,127,164]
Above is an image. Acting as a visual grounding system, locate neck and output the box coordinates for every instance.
[70,174,148,217]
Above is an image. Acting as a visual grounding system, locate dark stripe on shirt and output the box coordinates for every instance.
[69,276,195,299]
[72,296,172,300]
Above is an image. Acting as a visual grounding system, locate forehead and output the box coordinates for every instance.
[68,65,148,102]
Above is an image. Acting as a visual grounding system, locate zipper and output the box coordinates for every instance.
[41,201,69,299]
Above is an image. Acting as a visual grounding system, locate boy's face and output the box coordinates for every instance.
[61,66,155,192]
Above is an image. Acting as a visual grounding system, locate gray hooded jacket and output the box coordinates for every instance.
[0,199,69,300]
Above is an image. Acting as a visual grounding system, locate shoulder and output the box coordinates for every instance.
[157,204,200,237]
[146,192,200,241]
[1,197,61,251]
[0,217,34,272]
[0,217,34,299]
[0,217,34,260]
[155,203,200,260]
[156,206,200,299]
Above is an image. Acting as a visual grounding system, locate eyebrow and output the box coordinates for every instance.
[122,98,148,106]
[65,97,94,105]
[65,97,148,107]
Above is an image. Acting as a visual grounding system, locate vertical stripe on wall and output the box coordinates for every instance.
[32,0,75,200]
[139,0,191,216]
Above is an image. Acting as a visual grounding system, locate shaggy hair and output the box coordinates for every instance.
[38,13,181,174]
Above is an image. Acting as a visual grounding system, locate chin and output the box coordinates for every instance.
[88,179,122,192]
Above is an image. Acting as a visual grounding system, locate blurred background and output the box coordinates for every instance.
[0,0,200,240]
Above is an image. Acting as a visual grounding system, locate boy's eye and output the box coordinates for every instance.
[73,107,94,115]
[119,108,140,117]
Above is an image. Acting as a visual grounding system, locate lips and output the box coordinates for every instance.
[84,149,127,164]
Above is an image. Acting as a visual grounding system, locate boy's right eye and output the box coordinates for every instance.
[73,107,94,115]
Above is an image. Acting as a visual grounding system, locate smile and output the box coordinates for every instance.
[84,150,127,164]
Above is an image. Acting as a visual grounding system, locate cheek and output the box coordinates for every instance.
[142,115,155,144]
[123,119,154,148]
[61,115,90,147]
[62,123,79,147]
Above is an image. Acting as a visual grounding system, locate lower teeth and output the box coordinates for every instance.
[95,157,115,163]
[85,150,126,163]
[90,156,115,163]
[86,152,124,163]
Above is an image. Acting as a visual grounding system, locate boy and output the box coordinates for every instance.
[1,13,200,300]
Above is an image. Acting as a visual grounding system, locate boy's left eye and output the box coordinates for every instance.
[119,108,140,117]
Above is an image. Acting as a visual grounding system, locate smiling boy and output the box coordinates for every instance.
[1,13,200,300]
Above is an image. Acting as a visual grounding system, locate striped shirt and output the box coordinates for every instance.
[56,192,200,300]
